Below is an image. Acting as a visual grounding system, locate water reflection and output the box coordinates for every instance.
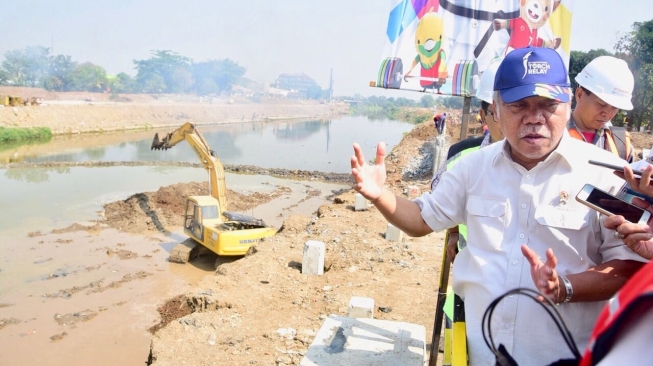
[4,166,71,182]
[4,116,414,173]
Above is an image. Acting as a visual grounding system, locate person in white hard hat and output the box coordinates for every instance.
[568,56,635,162]
[431,57,504,262]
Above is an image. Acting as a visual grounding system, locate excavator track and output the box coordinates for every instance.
[168,238,200,264]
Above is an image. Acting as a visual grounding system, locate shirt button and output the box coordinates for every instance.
[519,233,525,238]
[526,175,531,179]
[512,261,519,266]
[521,204,527,209]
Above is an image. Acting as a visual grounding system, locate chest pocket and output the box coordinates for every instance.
[466,196,507,250]
[534,206,589,230]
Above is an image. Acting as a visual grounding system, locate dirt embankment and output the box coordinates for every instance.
[0,86,350,135]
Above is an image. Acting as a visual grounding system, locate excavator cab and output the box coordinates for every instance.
[181,195,277,257]
[184,197,220,242]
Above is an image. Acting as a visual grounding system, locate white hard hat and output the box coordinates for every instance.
[476,57,504,104]
[575,56,634,110]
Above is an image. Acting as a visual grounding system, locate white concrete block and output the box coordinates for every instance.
[354,193,368,211]
[348,296,374,319]
[302,240,325,276]
[385,223,403,242]
[299,315,426,366]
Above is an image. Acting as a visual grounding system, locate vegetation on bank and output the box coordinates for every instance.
[0,126,52,145]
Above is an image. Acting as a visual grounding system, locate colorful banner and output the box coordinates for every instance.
[374,0,574,96]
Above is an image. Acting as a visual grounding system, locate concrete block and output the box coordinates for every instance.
[407,185,421,199]
[385,223,403,242]
[354,193,368,211]
[348,296,374,319]
[299,315,426,366]
[302,240,325,276]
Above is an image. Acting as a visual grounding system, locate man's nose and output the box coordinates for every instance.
[523,106,546,124]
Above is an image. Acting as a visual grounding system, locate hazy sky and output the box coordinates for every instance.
[2,0,653,97]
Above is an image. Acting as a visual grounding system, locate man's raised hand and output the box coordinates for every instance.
[351,142,387,202]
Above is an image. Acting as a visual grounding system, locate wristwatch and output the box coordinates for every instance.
[558,275,573,304]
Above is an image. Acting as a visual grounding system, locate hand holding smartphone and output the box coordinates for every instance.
[588,160,646,177]
[576,184,651,224]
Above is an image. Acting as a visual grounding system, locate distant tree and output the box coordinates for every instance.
[142,74,166,94]
[420,95,435,108]
[109,72,137,93]
[191,58,246,95]
[194,78,219,96]
[43,54,77,91]
[133,50,191,93]
[69,62,108,92]
[569,49,613,91]
[615,19,653,130]
[1,46,50,87]
[170,68,193,93]
[0,69,8,85]
[442,96,463,109]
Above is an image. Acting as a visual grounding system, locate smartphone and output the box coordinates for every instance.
[576,184,651,224]
[588,160,645,177]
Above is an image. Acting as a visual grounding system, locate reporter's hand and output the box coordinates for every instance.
[615,164,653,197]
[604,215,653,260]
[351,142,387,203]
[521,245,563,304]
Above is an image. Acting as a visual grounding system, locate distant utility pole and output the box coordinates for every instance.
[329,68,334,103]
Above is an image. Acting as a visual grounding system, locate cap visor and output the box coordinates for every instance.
[500,84,570,103]
[595,92,633,111]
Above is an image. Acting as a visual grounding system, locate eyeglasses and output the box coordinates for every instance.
[483,109,494,117]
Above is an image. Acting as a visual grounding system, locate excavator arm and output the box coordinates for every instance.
[151,122,228,213]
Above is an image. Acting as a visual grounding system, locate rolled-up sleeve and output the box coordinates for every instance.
[415,160,469,233]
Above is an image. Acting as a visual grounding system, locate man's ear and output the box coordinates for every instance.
[575,87,583,101]
[492,102,500,121]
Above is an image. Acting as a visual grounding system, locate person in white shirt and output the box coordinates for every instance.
[350,47,646,365]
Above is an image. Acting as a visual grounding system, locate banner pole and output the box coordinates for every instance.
[459,96,472,141]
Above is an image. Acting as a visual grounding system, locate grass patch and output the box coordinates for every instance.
[0,127,52,144]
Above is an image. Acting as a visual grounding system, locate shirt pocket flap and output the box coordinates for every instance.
[535,206,588,230]
[467,197,507,217]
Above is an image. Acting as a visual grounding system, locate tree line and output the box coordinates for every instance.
[0,48,246,96]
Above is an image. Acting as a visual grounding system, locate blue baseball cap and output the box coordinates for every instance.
[494,47,570,103]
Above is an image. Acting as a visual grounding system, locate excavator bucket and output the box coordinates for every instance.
[151,133,167,150]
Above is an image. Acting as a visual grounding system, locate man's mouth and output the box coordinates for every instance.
[521,133,548,142]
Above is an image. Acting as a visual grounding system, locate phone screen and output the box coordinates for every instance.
[587,188,645,223]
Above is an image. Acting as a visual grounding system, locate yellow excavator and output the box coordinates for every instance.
[151,122,277,263]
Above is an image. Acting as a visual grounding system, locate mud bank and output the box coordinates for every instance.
[0,100,349,135]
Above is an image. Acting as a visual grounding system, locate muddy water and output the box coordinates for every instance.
[0,166,347,366]
[4,116,414,173]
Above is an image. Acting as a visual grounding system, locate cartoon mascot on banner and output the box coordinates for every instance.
[404,10,448,93]
[493,0,562,54]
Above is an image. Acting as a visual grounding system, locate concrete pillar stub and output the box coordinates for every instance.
[385,223,403,242]
[302,240,325,276]
[354,193,368,211]
[348,296,375,319]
